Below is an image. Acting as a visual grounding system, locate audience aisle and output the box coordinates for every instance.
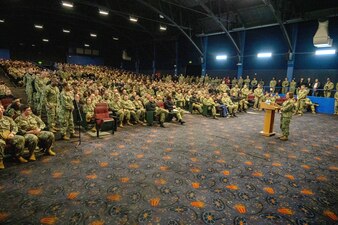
[0,112,337,224]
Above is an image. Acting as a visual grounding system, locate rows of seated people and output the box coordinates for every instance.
[0,59,337,169]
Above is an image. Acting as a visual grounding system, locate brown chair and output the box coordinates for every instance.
[94,105,115,137]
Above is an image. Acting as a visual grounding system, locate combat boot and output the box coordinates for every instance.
[127,121,133,126]
[49,127,57,132]
[29,153,36,161]
[119,122,124,128]
[0,160,4,169]
[47,148,56,156]
[18,156,28,163]
[62,135,70,140]
[279,136,288,141]
[70,133,79,138]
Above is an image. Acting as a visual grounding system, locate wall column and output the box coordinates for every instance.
[237,31,246,78]
[286,24,298,81]
[202,36,208,76]
[152,43,156,77]
[175,40,178,76]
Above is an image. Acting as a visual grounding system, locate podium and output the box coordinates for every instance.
[260,102,279,137]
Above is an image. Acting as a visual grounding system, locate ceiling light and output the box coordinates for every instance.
[42,39,49,42]
[63,29,70,33]
[113,37,119,41]
[315,49,336,55]
[34,24,43,29]
[257,52,272,58]
[99,9,109,15]
[160,25,167,31]
[159,14,164,19]
[32,44,35,47]
[84,44,90,47]
[0,19,4,23]
[129,16,138,22]
[90,33,97,37]
[216,55,227,60]
[62,1,73,8]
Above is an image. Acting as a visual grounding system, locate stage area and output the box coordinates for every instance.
[0,112,337,224]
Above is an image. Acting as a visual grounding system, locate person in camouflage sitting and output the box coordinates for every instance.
[15,105,56,161]
[0,104,26,169]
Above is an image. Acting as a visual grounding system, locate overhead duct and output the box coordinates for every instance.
[313,20,333,48]
[122,50,131,61]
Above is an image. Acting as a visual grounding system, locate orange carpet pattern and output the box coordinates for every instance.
[0,112,337,225]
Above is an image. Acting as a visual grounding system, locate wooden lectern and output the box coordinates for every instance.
[260,102,279,137]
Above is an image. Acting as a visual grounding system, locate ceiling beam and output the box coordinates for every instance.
[135,0,204,56]
[195,0,241,56]
[263,0,293,52]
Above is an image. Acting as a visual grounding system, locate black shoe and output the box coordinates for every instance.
[179,120,185,125]
[233,114,237,117]
[160,123,165,128]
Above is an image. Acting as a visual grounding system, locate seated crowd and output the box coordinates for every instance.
[0,59,337,169]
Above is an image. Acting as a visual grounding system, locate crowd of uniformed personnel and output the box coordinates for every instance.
[0,59,338,169]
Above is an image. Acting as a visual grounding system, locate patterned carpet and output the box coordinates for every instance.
[0,111,337,225]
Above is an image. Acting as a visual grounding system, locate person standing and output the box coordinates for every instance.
[281,78,289,94]
[295,85,309,115]
[43,79,60,132]
[324,78,334,97]
[238,76,244,88]
[251,77,258,90]
[289,79,296,94]
[269,77,277,93]
[244,76,250,88]
[334,91,338,115]
[305,78,312,96]
[279,92,295,141]
[60,84,77,140]
[253,84,264,110]
[312,79,321,97]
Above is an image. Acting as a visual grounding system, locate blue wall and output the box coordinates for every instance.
[184,18,338,83]
[0,49,10,59]
[67,55,104,66]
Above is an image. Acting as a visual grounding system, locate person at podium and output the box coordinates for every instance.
[279,92,295,141]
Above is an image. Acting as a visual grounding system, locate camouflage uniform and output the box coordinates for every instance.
[83,101,95,122]
[5,102,21,119]
[253,87,264,110]
[334,92,338,115]
[282,80,289,94]
[133,99,146,122]
[221,95,238,115]
[251,79,258,89]
[244,77,250,87]
[240,87,250,111]
[23,73,33,106]
[289,80,296,94]
[202,97,217,117]
[323,81,334,98]
[121,99,139,124]
[280,98,295,138]
[304,98,316,114]
[15,114,55,158]
[270,79,277,93]
[0,116,25,164]
[43,85,60,130]
[296,88,308,115]
[60,90,75,137]
[33,76,47,115]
